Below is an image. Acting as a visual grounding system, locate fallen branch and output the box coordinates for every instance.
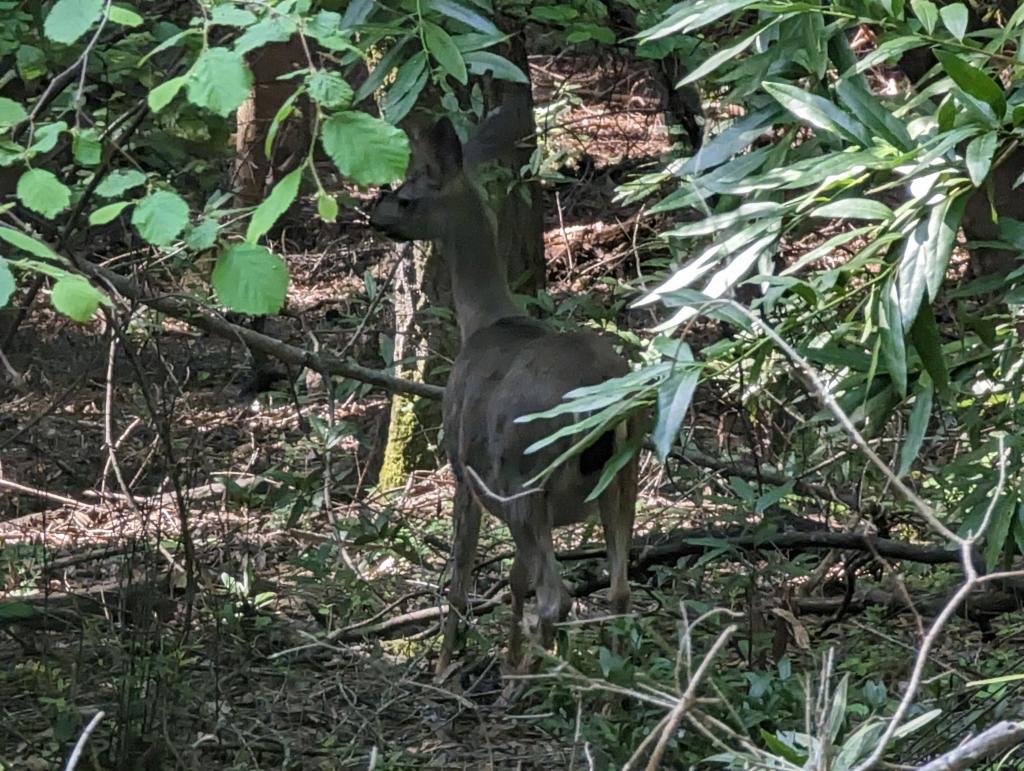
[81,261,444,401]
[916,721,1024,771]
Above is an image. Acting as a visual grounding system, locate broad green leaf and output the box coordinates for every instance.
[965,131,998,186]
[72,128,102,166]
[131,190,189,246]
[934,50,1006,118]
[186,47,252,117]
[0,97,27,129]
[246,167,302,243]
[234,16,296,54]
[897,376,933,477]
[211,6,257,26]
[16,45,47,80]
[463,51,528,83]
[810,198,893,221]
[321,112,409,186]
[423,21,468,84]
[939,2,968,39]
[148,75,187,113]
[653,361,700,459]
[426,0,499,34]
[109,5,143,27]
[43,0,103,44]
[306,71,353,109]
[911,0,938,33]
[585,442,637,502]
[185,218,218,250]
[0,226,65,263]
[28,122,66,155]
[95,169,146,198]
[211,243,288,315]
[764,82,871,145]
[317,193,338,222]
[17,169,71,218]
[89,201,131,225]
[51,275,107,322]
[0,258,14,306]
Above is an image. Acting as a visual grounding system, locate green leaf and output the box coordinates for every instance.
[321,112,410,186]
[984,495,1015,571]
[426,0,499,34]
[306,70,353,109]
[246,167,302,243]
[0,258,14,307]
[764,82,871,145]
[939,2,968,39]
[131,190,189,246]
[148,75,187,113]
[17,169,71,218]
[28,122,66,155]
[211,243,288,315]
[810,198,893,221]
[0,97,27,129]
[210,5,257,26]
[910,308,950,394]
[463,51,528,83]
[95,169,146,198]
[0,601,34,620]
[317,193,338,222]
[653,357,700,460]
[381,53,428,122]
[911,0,938,33]
[16,45,47,80]
[185,218,218,250]
[879,284,907,396]
[43,0,103,44]
[89,201,131,225]
[934,50,1006,118]
[678,23,769,87]
[234,16,296,54]
[834,78,913,151]
[423,21,468,84]
[109,5,143,27]
[51,274,106,322]
[0,226,65,263]
[72,128,102,166]
[965,131,998,186]
[897,376,933,477]
[585,441,637,503]
[186,47,252,117]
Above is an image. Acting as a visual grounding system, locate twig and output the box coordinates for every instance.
[916,720,1024,771]
[64,710,105,771]
[0,477,99,512]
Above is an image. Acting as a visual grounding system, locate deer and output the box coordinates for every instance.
[369,99,640,675]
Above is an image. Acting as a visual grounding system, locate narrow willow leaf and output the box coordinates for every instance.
[897,376,933,477]
[939,2,969,39]
[810,198,893,221]
[426,0,499,34]
[910,307,950,394]
[934,50,1005,118]
[585,442,637,502]
[663,202,783,238]
[965,131,998,186]
[246,167,302,243]
[763,82,872,146]
[984,496,1015,570]
[653,362,700,460]
[423,21,467,84]
[834,78,913,150]
[639,0,759,41]
[879,282,908,396]
[677,22,770,86]
[463,51,528,83]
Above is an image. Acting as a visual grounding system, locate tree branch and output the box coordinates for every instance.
[917,721,1024,771]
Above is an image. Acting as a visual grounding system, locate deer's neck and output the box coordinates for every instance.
[439,186,523,342]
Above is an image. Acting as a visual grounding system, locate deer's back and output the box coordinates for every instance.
[443,317,628,520]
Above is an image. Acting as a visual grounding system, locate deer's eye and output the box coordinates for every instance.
[398,198,412,210]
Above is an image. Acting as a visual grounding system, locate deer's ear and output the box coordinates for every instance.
[429,118,464,178]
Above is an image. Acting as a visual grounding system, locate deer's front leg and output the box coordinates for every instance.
[437,479,482,677]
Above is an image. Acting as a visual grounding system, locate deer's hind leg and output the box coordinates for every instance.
[437,479,482,677]
[598,450,637,616]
